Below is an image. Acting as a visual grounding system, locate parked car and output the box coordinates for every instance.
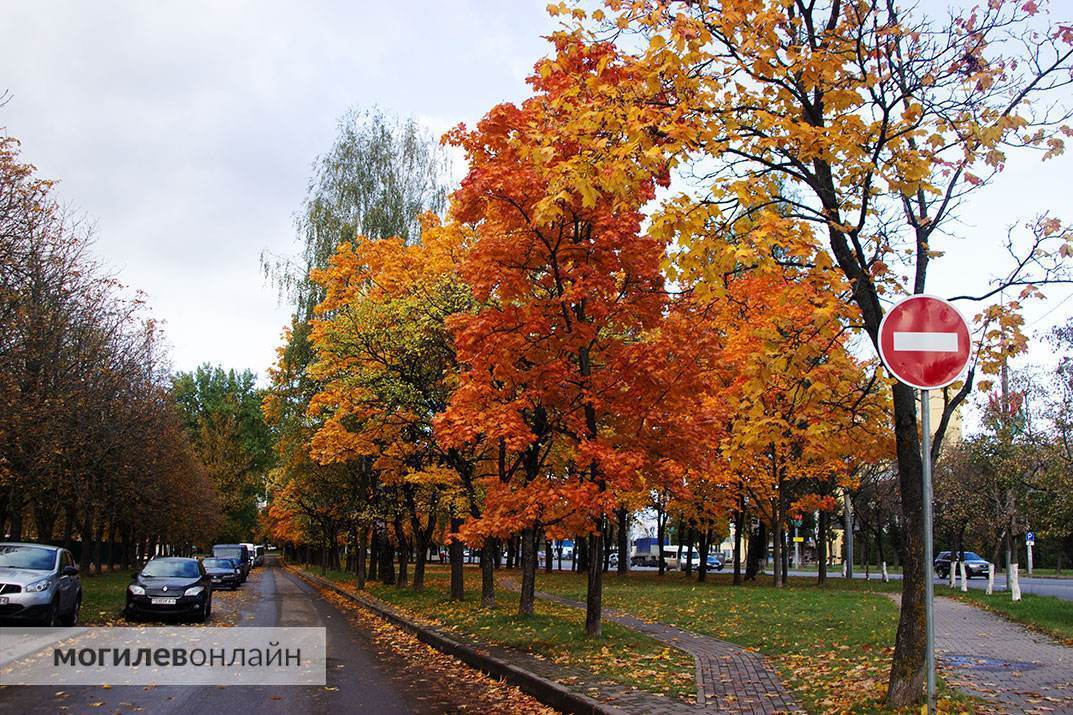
[253,545,265,567]
[934,551,991,579]
[212,544,250,582]
[125,557,212,622]
[242,543,257,568]
[706,554,725,571]
[202,557,241,590]
[0,542,81,626]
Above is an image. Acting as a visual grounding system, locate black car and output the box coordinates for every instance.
[934,551,991,579]
[202,557,241,590]
[212,544,250,583]
[125,557,212,622]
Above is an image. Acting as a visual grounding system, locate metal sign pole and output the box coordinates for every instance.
[921,389,936,714]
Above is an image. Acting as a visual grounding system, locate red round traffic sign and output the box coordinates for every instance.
[878,295,971,390]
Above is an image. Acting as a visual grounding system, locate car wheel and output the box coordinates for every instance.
[61,593,81,626]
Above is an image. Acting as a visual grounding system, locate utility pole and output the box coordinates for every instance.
[921,389,936,715]
[1001,337,1015,576]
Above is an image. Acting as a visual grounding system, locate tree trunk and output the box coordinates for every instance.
[602,521,611,573]
[481,538,496,608]
[393,517,409,588]
[412,531,428,592]
[379,527,395,585]
[448,517,464,600]
[818,510,829,585]
[518,526,537,616]
[8,487,23,541]
[585,529,604,637]
[356,526,368,590]
[863,528,871,579]
[685,525,695,576]
[62,507,75,552]
[107,522,117,571]
[33,501,57,544]
[772,515,783,588]
[544,539,553,574]
[616,506,629,574]
[576,533,588,573]
[120,525,131,570]
[698,528,710,582]
[885,383,928,707]
[746,521,765,581]
[675,517,685,565]
[781,528,789,580]
[368,527,380,581]
[733,507,744,585]
[78,506,94,572]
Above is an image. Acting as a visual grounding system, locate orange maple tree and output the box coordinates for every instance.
[438,32,697,633]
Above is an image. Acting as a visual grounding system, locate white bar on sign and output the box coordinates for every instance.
[892,331,958,352]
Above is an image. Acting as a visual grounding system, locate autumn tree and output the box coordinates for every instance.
[573,0,1073,703]
[262,108,452,581]
[307,216,480,593]
[0,131,222,566]
[441,34,694,633]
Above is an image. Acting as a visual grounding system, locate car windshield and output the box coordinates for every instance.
[215,547,244,560]
[0,545,55,570]
[141,560,200,578]
[964,552,984,561]
[202,559,233,569]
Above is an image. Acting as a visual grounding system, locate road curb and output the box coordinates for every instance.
[286,565,622,715]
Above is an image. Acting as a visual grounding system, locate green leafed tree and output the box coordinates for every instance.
[172,364,274,542]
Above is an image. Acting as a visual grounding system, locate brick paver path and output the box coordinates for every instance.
[932,596,1073,714]
[503,577,802,714]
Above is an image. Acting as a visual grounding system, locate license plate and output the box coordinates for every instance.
[0,597,7,605]
[151,597,177,605]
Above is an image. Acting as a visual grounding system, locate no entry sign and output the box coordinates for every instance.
[878,295,971,390]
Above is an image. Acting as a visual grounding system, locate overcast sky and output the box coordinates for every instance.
[2,1,1070,401]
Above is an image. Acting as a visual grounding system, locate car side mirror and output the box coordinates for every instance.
[62,565,79,576]
[131,571,140,580]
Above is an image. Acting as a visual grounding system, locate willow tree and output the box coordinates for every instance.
[261,108,452,580]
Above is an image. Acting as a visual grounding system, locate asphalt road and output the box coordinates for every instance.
[784,569,1073,601]
[538,558,1073,602]
[0,562,449,714]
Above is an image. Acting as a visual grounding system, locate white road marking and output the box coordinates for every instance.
[893,331,958,352]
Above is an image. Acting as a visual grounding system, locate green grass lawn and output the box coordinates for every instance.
[78,571,131,624]
[300,564,697,702]
[533,570,973,714]
[937,585,1073,645]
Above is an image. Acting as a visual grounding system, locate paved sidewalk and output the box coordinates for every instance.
[933,596,1073,714]
[503,577,802,714]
